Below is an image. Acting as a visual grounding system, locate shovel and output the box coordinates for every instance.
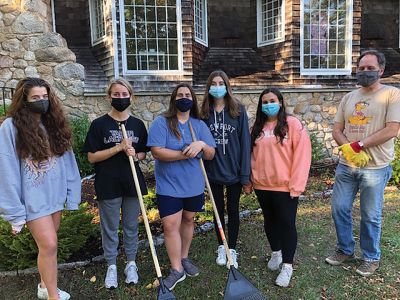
[188,122,267,300]
[120,124,176,300]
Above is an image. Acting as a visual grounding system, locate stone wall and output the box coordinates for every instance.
[0,0,84,114]
[82,89,350,164]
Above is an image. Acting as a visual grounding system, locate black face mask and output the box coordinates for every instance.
[356,70,380,87]
[26,99,49,114]
[111,97,131,112]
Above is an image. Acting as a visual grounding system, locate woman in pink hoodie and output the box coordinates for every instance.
[244,88,311,287]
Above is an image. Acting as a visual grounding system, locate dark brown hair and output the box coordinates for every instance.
[7,77,72,161]
[250,87,288,148]
[357,49,386,68]
[200,70,240,119]
[163,83,200,139]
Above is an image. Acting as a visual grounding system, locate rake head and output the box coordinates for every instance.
[157,278,176,300]
[223,267,267,300]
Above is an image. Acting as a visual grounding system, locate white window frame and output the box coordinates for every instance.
[300,0,353,76]
[89,0,107,46]
[120,0,184,75]
[257,0,285,47]
[194,0,208,46]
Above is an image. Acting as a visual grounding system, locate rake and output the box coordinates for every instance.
[121,124,176,300]
[188,122,267,300]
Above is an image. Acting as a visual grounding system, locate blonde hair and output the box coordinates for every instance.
[106,77,134,96]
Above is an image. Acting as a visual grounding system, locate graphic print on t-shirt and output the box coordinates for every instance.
[104,129,139,144]
[347,100,373,134]
[209,122,236,145]
[24,156,57,188]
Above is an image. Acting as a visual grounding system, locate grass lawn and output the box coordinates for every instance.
[0,183,399,299]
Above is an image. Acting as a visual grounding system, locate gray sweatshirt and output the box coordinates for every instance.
[0,118,81,227]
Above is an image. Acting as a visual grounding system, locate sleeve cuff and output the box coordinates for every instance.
[66,202,79,210]
[240,175,250,185]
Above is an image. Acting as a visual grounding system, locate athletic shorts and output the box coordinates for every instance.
[156,193,205,218]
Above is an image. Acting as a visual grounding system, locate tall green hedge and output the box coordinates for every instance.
[70,116,94,177]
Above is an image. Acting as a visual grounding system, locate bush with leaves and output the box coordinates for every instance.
[390,138,400,187]
[309,132,326,163]
[70,116,94,177]
[0,203,99,271]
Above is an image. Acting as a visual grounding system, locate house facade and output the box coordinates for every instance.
[1,0,399,155]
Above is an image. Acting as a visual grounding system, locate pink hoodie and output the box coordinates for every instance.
[251,116,311,197]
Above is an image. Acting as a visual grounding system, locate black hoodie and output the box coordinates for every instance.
[203,105,251,185]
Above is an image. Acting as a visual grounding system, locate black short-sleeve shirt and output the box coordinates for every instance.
[83,114,149,200]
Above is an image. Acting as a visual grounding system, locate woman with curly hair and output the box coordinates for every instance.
[0,77,81,300]
[244,87,311,287]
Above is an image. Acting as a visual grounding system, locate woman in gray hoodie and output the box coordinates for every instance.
[200,70,251,269]
[0,78,81,300]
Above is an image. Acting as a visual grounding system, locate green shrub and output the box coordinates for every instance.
[0,103,9,116]
[390,138,400,187]
[310,132,326,163]
[70,116,94,177]
[0,203,99,271]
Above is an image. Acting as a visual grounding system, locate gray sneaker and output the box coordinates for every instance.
[325,250,355,266]
[164,268,186,290]
[356,261,379,277]
[181,258,199,277]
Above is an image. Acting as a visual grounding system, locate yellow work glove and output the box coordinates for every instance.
[338,142,371,168]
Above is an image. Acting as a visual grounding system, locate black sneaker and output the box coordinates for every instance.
[164,268,186,290]
[181,258,199,277]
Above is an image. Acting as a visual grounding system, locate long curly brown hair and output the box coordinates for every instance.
[7,77,72,161]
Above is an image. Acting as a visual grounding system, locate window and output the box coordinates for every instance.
[194,0,208,46]
[300,0,353,75]
[89,0,106,45]
[121,0,182,73]
[257,0,285,46]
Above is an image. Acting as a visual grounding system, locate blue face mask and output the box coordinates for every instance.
[209,86,227,99]
[176,97,193,112]
[261,103,280,117]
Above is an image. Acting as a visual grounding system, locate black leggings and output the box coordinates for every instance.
[254,189,299,264]
[210,181,242,249]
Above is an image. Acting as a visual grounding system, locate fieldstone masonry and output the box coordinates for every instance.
[0,0,84,115]
[81,89,349,174]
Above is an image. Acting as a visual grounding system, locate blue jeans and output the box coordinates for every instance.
[331,163,392,261]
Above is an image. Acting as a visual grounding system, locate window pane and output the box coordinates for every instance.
[127,55,137,69]
[337,55,345,68]
[147,23,156,38]
[169,55,178,69]
[123,1,179,71]
[157,7,166,21]
[167,7,176,22]
[301,0,349,71]
[259,0,283,43]
[168,39,178,54]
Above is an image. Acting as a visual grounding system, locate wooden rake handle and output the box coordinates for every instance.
[188,122,234,267]
[120,124,163,278]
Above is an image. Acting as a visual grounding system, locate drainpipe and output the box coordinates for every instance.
[51,0,56,32]
[111,0,119,78]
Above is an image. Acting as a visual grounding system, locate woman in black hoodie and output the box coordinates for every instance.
[200,70,251,269]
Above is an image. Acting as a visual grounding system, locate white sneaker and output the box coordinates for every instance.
[105,264,118,289]
[124,261,139,284]
[226,249,239,269]
[37,283,70,300]
[275,263,293,287]
[216,245,226,266]
[268,250,282,271]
